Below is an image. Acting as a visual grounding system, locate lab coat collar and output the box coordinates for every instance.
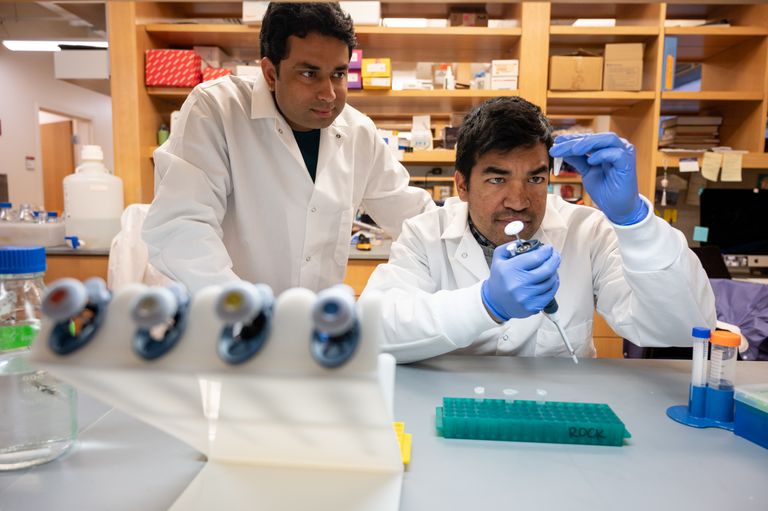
[439,198,488,281]
[249,73,349,130]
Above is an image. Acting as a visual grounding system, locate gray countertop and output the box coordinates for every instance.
[2,357,766,511]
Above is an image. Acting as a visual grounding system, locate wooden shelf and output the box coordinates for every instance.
[347,89,519,115]
[145,24,521,61]
[550,26,659,45]
[409,175,454,182]
[655,151,768,169]
[666,26,768,61]
[661,91,764,101]
[550,175,582,184]
[403,149,455,165]
[547,91,655,114]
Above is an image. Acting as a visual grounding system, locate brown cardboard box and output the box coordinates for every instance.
[603,43,644,91]
[549,55,603,91]
[449,12,489,27]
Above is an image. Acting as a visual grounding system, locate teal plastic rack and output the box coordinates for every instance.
[436,398,631,447]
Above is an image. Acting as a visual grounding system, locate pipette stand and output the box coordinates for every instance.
[31,284,403,511]
[667,386,735,431]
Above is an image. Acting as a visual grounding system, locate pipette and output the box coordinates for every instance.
[504,221,578,364]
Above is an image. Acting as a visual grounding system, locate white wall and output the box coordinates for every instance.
[0,46,113,206]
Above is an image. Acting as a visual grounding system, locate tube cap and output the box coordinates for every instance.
[710,331,741,348]
[691,327,711,339]
[0,246,46,274]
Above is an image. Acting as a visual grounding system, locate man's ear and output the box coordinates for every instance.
[454,170,469,202]
[260,57,277,91]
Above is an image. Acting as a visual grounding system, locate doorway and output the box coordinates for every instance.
[38,109,93,214]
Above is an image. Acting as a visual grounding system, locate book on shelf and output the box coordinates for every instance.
[663,125,720,136]
[661,116,723,129]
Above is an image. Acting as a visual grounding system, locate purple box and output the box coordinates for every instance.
[348,70,362,89]
[349,49,363,70]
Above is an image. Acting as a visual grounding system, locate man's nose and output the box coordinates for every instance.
[502,181,530,211]
[317,78,336,102]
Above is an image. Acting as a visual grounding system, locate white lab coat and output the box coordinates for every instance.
[143,73,432,293]
[362,195,717,363]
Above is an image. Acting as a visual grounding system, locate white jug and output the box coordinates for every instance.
[63,145,124,249]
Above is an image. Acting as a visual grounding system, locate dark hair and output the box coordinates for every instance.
[455,96,553,184]
[260,2,357,71]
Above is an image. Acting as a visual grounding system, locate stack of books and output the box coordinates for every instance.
[659,116,723,150]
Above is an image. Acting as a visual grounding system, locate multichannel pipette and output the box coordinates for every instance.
[504,221,578,364]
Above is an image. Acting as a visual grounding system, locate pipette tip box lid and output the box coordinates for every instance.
[734,384,768,449]
[436,397,631,447]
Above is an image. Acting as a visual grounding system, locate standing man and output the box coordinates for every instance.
[143,2,432,293]
[362,96,716,363]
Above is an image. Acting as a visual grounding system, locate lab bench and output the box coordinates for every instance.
[1,358,765,510]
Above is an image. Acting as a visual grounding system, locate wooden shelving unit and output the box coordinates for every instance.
[109,1,768,209]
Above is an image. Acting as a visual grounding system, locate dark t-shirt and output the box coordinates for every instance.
[292,129,321,182]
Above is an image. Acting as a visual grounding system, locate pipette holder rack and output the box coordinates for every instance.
[31,284,403,511]
[667,385,735,431]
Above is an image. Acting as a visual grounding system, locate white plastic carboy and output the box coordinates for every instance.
[63,145,124,249]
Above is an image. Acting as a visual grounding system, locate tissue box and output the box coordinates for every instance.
[363,76,391,90]
[362,58,391,77]
[603,43,644,91]
[549,55,603,91]
[145,49,202,87]
[202,67,232,82]
[349,49,363,70]
[193,46,230,69]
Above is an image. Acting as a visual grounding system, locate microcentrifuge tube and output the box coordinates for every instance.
[553,157,564,176]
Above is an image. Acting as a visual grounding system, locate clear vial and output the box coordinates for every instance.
[0,203,13,222]
[707,331,740,391]
[0,246,78,471]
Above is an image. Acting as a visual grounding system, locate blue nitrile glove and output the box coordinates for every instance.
[549,132,648,225]
[481,242,561,322]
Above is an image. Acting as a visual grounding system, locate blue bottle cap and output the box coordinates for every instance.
[0,246,46,274]
[0,202,11,208]
[691,327,711,339]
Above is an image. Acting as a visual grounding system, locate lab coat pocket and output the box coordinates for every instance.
[334,207,355,266]
[535,318,595,358]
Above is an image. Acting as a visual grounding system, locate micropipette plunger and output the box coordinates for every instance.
[504,221,578,364]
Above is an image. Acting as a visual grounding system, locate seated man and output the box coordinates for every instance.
[361,96,716,363]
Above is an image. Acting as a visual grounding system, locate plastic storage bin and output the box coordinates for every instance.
[734,384,768,449]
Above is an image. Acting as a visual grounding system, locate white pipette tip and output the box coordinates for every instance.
[553,157,563,177]
[504,220,524,238]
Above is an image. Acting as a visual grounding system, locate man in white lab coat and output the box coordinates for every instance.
[362,97,716,363]
[143,3,432,293]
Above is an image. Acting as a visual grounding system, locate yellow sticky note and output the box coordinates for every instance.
[701,152,722,182]
[720,152,743,182]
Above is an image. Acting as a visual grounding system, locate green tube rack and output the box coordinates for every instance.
[436,398,631,447]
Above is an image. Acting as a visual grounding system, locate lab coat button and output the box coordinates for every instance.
[278,128,283,134]
[305,256,311,262]
[502,335,509,341]
[311,207,317,213]
[335,134,341,139]
[461,252,468,258]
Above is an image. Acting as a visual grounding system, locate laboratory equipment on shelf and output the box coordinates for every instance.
[504,220,578,364]
[31,280,403,511]
[0,246,77,471]
[63,144,124,249]
[667,329,741,429]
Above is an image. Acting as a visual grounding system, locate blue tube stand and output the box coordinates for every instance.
[667,385,734,431]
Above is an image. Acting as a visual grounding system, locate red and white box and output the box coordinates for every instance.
[145,49,202,87]
[203,67,232,82]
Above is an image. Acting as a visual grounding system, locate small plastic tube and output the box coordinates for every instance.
[690,327,710,387]
[553,157,563,176]
[708,331,740,391]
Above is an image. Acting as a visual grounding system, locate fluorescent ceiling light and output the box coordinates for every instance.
[2,40,108,52]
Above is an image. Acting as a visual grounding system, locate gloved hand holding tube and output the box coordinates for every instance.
[480,241,561,322]
[549,132,648,226]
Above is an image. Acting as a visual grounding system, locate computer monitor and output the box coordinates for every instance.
[699,188,768,271]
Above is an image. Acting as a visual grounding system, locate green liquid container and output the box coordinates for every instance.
[436,397,631,447]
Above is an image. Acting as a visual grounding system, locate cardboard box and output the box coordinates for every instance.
[603,43,644,91]
[548,55,603,91]
[361,58,391,77]
[362,76,391,90]
[347,70,362,89]
[349,49,363,70]
[491,59,519,77]
[491,75,518,90]
[339,1,381,26]
[449,12,488,27]
[145,49,202,87]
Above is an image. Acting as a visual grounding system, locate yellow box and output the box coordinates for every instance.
[549,55,603,91]
[362,76,391,90]
[361,58,391,77]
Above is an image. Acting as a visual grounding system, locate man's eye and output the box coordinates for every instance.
[333,71,347,79]
[300,71,316,78]
[529,176,546,184]
[488,177,505,185]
